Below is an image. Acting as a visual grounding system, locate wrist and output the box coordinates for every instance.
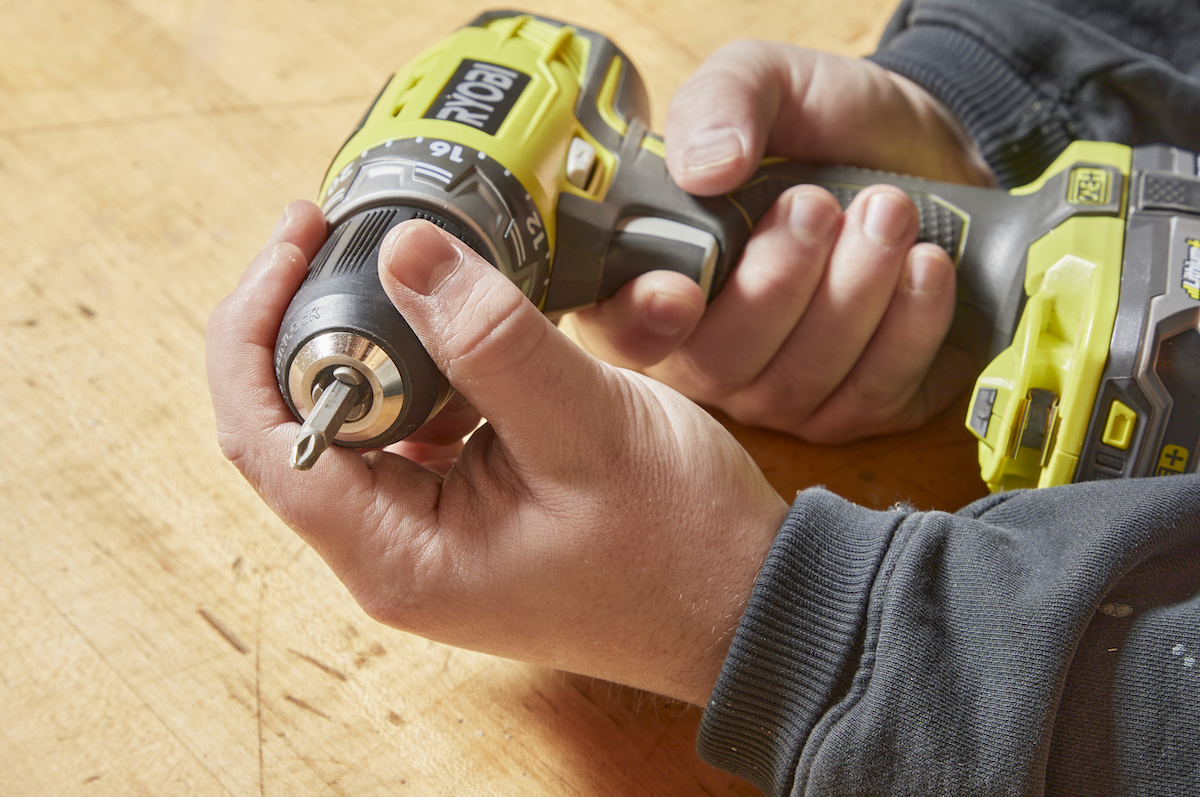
[884,70,996,187]
[677,496,790,706]
[869,25,1076,188]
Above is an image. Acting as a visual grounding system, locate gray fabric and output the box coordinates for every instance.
[699,478,1200,795]
[869,0,1200,186]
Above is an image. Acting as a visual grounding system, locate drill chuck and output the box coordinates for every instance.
[276,204,468,452]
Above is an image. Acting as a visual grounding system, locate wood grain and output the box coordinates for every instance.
[0,1,987,794]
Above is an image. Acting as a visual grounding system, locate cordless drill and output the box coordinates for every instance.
[274,11,1200,490]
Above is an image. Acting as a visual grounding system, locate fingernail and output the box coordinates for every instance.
[864,192,913,245]
[683,127,747,172]
[788,188,841,242]
[644,291,702,337]
[268,204,293,244]
[905,248,951,295]
[381,222,462,296]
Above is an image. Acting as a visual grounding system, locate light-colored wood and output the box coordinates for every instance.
[0,1,987,794]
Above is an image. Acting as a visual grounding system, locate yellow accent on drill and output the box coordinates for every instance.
[1008,141,1130,198]
[593,55,665,162]
[319,15,596,252]
[596,56,628,137]
[1067,166,1112,206]
[1157,444,1191,475]
[970,141,1132,491]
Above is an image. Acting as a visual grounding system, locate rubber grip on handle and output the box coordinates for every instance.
[726,164,968,264]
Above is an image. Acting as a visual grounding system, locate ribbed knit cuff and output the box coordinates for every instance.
[696,490,906,796]
[868,25,1077,188]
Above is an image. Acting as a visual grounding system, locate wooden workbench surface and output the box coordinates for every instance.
[0,1,987,794]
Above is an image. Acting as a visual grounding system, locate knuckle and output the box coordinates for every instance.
[438,282,546,381]
[215,426,247,469]
[726,382,805,430]
[739,249,822,306]
[799,377,921,444]
[654,348,745,405]
[698,39,765,79]
[206,290,244,340]
[843,371,902,409]
[723,355,839,430]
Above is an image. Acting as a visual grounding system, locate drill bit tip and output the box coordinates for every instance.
[290,430,329,471]
[289,367,368,471]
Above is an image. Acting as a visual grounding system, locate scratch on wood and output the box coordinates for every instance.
[288,648,348,681]
[642,722,673,765]
[255,601,264,797]
[353,642,387,668]
[286,694,332,721]
[198,608,250,654]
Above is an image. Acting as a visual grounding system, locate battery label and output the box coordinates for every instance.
[1157,444,1191,475]
[425,60,531,135]
[1183,238,1200,301]
[1153,329,1200,476]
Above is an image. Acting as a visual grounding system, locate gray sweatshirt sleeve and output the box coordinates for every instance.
[697,475,1200,795]
[867,0,1200,187]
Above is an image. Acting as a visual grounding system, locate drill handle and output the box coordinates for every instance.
[546,129,1027,362]
[722,160,976,271]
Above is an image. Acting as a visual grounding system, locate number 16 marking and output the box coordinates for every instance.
[429,140,465,163]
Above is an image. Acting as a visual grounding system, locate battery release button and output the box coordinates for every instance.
[1102,399,1138,450]
[1139,172,1200,215]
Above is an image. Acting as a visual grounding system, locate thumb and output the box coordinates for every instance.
[377,220,614,448]
[664,39,784,195]
[667,42,994,192]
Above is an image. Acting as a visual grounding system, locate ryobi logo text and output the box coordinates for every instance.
[1184,238,1200,301]
[425,60,531,135]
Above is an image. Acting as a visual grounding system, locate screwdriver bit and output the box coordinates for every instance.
[290,367,368,471]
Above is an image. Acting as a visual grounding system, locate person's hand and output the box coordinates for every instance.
[207,201,790,706]
[563,42,995,443]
